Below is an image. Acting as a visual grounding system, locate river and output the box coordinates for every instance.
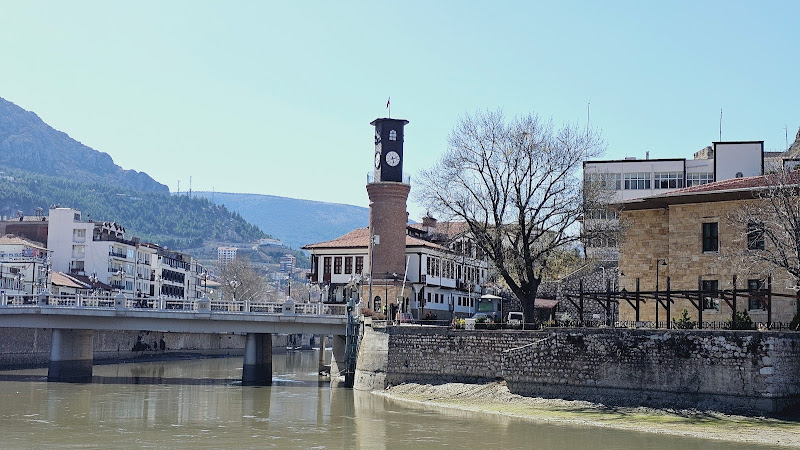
[0,351,785,449]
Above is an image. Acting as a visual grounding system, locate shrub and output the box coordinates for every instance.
[725,311,754,330]
[671,309,696,330]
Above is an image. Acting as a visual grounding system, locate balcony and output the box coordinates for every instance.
[366,172,411,184]
[109,251,127,259]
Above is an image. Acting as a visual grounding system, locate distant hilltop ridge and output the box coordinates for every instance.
[0,97,168,193]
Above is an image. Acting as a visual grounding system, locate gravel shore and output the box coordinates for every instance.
[377,382,800,448]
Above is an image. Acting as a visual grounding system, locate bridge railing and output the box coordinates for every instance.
[0,292,347,317]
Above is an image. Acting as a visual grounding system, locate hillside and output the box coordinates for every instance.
[0,97,168,193]
[0,167,266,249]
[192,192,369,250]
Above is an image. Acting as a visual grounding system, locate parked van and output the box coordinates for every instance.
[506,312,524,329]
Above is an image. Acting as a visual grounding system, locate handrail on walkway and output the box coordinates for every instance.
[0,292,348,317]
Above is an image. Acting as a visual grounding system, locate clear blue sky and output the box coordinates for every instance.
[2,1,798,221]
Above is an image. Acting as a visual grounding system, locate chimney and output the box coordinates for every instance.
[422,213,437,229]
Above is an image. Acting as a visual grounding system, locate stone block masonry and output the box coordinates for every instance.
[383,327,540,385]
[504,329,800,414]
[359,326,800,415]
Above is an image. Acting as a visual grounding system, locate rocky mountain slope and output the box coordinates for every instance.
[0,97,168,193]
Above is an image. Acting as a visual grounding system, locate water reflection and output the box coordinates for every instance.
[0,352,786,449]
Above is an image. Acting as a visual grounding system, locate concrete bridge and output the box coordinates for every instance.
[0,292,352,385]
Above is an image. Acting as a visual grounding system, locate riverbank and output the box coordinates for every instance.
[377,382,800,448]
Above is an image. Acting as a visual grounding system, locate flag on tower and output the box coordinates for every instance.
[386,97,390,109]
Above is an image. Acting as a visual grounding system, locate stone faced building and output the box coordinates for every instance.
[618,175,799,325]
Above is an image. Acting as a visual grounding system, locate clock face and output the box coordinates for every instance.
[374,152,382,169]
[386,151,400,167]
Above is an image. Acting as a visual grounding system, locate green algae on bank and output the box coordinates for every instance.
[377,382,800,448]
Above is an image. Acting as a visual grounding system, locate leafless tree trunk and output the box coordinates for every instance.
[416,109,605,323]
[727,170,800,288]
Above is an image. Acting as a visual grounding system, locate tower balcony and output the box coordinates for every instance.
[366,173,411,184]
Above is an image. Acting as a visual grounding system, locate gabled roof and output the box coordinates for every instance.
[0,234,48,251]
[51,272,87,289]
[408,221,470,239]
[302,227,448,251]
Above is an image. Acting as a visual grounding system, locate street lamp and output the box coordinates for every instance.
[201,270,209,295]
[229,277,240,301]
[655,258,667,327]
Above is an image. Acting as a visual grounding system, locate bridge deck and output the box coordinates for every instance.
[0,296,348,335]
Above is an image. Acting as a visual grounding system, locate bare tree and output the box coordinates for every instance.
[727,170,800,287]
[417,109,605,322]
[220,255,267,302]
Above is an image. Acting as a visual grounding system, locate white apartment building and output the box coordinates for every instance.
[218,246,237,267]
[0,235,52,296]
[583,141,765,258]
[47,208,201,300]
[303,216,490,321]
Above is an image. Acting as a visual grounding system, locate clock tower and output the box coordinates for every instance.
[366,118,410,312]
[372,118,408,182]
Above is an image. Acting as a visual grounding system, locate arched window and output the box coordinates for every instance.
[389,130,397,141]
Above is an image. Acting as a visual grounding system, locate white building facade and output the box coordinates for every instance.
[46,208,201,300]
[303,218,490,321]
[0,235,52,297]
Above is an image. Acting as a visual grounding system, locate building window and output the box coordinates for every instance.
[586,172,622,190]
[624,172,651,190]
[702,222,718,252]
[355,256,364,274]
[344,257,353,274]
[585,208,619,220]
[747,279,766,310]
[654,172,684,189]
[686,172,713,187]
[701,280,719,310]
[323,257,331,275]
[334,257,342,274]
[389,130,397,141]
[426,257,431,276]
[374,296,382,312]
[747,221,765,251]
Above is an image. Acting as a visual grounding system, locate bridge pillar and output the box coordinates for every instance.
[330,335,347,388]
[48,329,94,382]
[318,334,329,374]
[242,333,272,386]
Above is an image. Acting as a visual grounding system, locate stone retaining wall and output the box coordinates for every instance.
[382,327,539,385]
[359,326,800,414]
[503,329,800,414]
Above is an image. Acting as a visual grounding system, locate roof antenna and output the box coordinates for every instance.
[719,108,723,141]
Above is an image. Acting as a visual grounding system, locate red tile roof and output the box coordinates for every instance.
[653,171,800,198]
[302,227,448,251]
[408,221,470,238]
[620,171,800,210]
